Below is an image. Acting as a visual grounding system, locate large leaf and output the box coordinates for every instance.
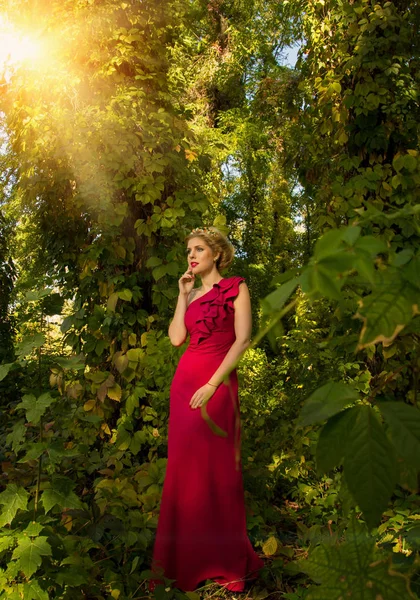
[302,519,411,599]
[145,256,162,268]
[302,519,374,586]
[298,381,359,426]
[261,277,299,315]
[356,271,418,349]
[301,262,343,300]
[15,393,57,425]
[18,443,48,463]
[24,522,44,537]
[344,406,397,529]
[15,333,46,357]
[23,581,49,600]
[6,421,26,453]
[402,253,420,291]
[41,476,83,513]
[0,534,15,553]
[54,355,85,370]
[378,401,420,468]
[313,227,358,259]
[0,362,14,382]
[316,407,359,474]
[0,485,30,527]
[118,288,132,301]
[25,288,53,302]
[12,536,52,578]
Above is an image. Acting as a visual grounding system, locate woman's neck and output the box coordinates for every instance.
[199,269,223,292]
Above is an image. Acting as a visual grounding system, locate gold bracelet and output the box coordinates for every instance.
[207,382,218,388]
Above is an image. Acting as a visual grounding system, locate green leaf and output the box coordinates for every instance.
[152,264,167,281]
[25,288,53,302]
[405,526,420,549]
[302,518,409,598]
[130,556,140,574]
[60,315,73,333]
[402,253,420,290]
[41,477,83,513]
[12,536,52,578]
[378,401,420,468]
[107,383,122,401]
[146,256,162,268]
[0,485,30,527]
[127,348,142,362]
[262,277,299,315]
[402,154,417,172]
[0,533,16,553]
[344,406,397,529]
[107,292,119,312]
[313,263,343,299]
[18,443,48,463]
[24,522,44,537]
[302,519,374,587]
[118,289,132,301]
[262,536,278,556]
[314,228,347,259]
[392,154,405,172]
[6,421,26,453]
[316,407,359,474]
[298,381,359,426]
[301,263,344,300]
[15,393,57,425]
[15,334,45,357]
[23,581,49,600]
[54,355,85,370]
[0,362,14,382]
[165,261,179,276]
[115,353,129,373]
[356,271,418,348]
[353,235,387,256]
[126,394,139,416]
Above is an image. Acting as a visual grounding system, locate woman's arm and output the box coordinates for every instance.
[168,270,195,346]
[168,293,189,346]
[189,282,251,408]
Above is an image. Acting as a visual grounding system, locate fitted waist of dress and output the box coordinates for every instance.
[187,331,235,356]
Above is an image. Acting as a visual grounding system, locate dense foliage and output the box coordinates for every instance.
[0,0,419,599]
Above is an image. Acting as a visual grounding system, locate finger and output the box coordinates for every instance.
[192,396,202,409]
[189,394,197,407]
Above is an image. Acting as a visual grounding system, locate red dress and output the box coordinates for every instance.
[151,276,263,591]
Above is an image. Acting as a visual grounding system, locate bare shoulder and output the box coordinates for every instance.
[234,280,251,305]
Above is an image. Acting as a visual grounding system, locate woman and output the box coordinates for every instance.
[151,226,263,592]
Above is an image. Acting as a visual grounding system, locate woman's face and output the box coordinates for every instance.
[186,237,218,275]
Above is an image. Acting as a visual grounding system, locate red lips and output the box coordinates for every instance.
[190,262,198,267]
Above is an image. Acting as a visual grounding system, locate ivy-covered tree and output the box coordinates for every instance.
[0,0,214,596]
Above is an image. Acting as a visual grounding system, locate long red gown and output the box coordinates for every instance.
[151,276,263,592]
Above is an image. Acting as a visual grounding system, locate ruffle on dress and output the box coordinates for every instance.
[196,276,245,344]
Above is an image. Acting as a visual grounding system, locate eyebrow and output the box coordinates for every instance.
[187,244,204,250]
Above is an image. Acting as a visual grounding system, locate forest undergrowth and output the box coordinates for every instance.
[0,0,420,598]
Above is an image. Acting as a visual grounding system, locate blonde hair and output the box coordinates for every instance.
[186,227,234,271]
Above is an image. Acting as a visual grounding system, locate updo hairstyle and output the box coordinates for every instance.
[186,227,234,271]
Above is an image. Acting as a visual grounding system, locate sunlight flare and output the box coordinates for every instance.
[0,15,44,71]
